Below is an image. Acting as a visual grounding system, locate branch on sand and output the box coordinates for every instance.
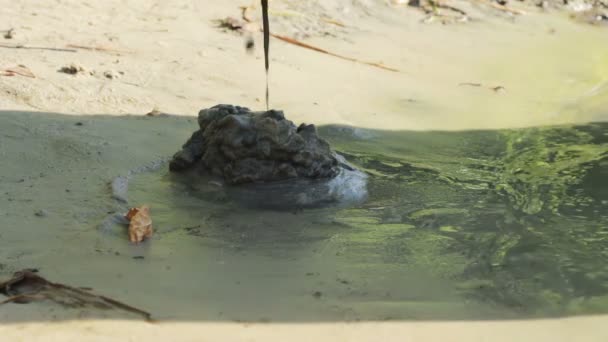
[0,42,77,52]
[66,44,131,54]
[0,269,153,322]
[269,33,400,72]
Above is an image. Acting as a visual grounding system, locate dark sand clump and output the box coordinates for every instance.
[169,104,341,184]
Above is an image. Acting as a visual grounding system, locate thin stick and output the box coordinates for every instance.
[66,44,131,54]
[459,82,482,87]
[270,33,400,72]
[0,294,43,304]
[321,17,346,27]
[261,0,270,110]
[0,43,77,53]
[248,2,398,80]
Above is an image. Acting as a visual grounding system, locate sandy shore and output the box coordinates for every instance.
[1,0,607,130]
[1,0,607,340]
[1,316,608,342]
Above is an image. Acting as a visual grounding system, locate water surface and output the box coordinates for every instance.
[116,122,608,321]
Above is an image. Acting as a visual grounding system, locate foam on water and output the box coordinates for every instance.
[225,155,368,210]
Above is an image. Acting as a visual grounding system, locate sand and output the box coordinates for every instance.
[1,316,607,342]
[1,0,607,130]
[1,0,607,340]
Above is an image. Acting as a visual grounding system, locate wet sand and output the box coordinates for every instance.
[1,0,607,340]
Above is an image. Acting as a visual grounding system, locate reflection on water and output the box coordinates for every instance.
[123,122,608,321]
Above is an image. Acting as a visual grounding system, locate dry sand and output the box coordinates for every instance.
[1,0,606,130]
[1,0,607,340]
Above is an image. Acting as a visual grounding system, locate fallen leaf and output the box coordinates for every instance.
[125,207,140,221]
[124,206,153,243]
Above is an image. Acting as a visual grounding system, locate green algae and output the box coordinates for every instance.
[320,122,608,317]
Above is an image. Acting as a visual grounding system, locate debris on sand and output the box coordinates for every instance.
[0,269,153,321]
[459,82,507,93]
[215,17,247,31]
[3,28,14,39]
[1,64,35,78]
[170,104,341,185]
[219,7,399,72]
[58,64,85,75]
[65,44,130,54]
[103,70,123,79]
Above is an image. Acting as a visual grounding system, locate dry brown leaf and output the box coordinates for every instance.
[0,42,77,52]
[124,206,153,243]
[125,207,140,221]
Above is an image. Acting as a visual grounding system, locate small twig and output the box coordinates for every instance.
[240,4,397,72]
[97,294,155,322]
[241,5,254,23]
[0,293,44,304]
[321,17,346,27]
[270,33,400,72]
[0,43,77,52]
[459,82,482,87]
[53,282,154,322]
[184,224,202,230]
[66,44,131,54]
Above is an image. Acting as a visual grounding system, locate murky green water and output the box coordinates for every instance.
[120,122,608,321]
